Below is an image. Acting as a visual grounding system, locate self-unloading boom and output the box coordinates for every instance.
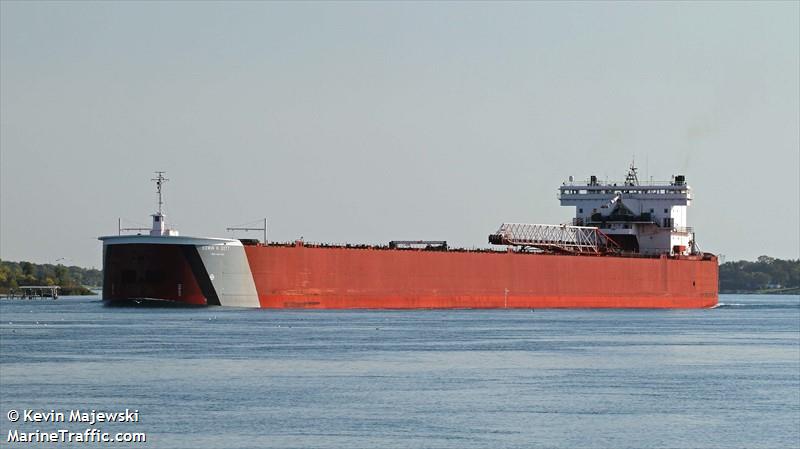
[488,223,620,254]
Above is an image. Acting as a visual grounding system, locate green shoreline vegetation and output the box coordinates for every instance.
[719,256,799,295]
[0,260,101,295]
[1,256,798,297]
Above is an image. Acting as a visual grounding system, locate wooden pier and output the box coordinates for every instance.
[4,286,60,300]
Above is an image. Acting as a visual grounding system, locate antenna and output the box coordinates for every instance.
[151,171,168,215]
[227,218,268,244]
[624,159,639,186]
[118,217,150,235]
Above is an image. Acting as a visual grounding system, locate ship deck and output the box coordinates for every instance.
[256,241,715,261]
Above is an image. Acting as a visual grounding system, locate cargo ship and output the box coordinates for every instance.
[99,166,718,308]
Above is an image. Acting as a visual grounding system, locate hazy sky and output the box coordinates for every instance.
[1,1,798,268]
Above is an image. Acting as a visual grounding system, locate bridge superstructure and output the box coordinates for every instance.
[557,163,694,255]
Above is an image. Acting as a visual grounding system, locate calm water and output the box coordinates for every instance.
[1,295,798,449]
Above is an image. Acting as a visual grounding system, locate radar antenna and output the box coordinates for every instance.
[624,160,639,186]
[151,171,169,215]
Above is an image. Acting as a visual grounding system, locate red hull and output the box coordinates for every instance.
[245,245,718,309]
[102,241,718,308]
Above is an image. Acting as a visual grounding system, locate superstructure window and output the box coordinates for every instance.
[579,208,583,213]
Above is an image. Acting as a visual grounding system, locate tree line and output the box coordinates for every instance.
[0,260,101,295]
[719,256,799,294]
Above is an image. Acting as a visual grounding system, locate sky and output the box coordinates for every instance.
[1,1,798,268]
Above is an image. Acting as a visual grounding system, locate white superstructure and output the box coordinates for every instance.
[558,163,694,255]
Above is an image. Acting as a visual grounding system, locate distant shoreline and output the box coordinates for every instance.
[0,260,101,296]
[720,288,799,295]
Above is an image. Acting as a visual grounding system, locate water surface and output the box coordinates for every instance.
[1,295,798,448]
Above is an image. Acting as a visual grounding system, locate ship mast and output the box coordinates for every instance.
[149,171,178,236]
[624,160,640,186]
[152,171,168,216]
